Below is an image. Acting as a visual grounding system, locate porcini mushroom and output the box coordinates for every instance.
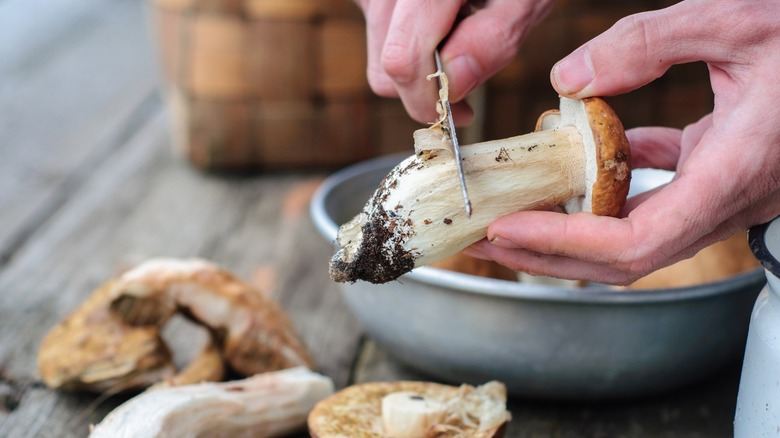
[90,367,334,438]
[38,258,315,393]
[330,96,631,284]
[109,258,315,375]
[308,380,510,438]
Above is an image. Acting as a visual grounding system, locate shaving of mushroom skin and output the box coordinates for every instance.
[426,69,450,130]
[90,367,335,438]
[420,69,455,159]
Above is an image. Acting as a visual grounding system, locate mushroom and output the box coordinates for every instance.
[109,258,315,376]
[90,367,334,438]
[308,380,510,438]
[38,258,314,392]
[330,96,631,284]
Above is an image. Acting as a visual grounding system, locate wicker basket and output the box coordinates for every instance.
[149,0,425,170]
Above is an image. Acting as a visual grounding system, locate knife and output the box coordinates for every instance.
[434,49,473,218]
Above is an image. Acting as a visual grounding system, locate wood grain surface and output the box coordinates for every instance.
[0,1,740,437]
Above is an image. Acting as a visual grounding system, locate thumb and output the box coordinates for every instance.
[550,0,735,98]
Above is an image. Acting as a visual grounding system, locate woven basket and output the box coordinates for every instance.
[150,0,426,170]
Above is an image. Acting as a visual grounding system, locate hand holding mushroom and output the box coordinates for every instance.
[467,0,780,284]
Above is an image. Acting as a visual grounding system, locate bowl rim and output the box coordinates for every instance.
[311,153,765,305]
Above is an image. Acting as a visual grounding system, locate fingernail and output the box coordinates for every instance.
[445,55,480,99]
[488,234,520,249]
[552,48,594,95]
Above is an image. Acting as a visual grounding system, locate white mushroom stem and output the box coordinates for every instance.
[330,97,630,284]
[90,367,334,438]
[382,391,448,437]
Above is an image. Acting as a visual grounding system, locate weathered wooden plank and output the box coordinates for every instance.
[0,0,738,437]
[0,0,159,262]
[0,109,364,438]
[352,339,739,437]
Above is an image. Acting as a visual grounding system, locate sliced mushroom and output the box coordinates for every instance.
[90,367,334,438]
[38,258,312,392]
[308,380,510,438]
[330,97,631,284]
[38,281,176,392]
[109,258,315,375]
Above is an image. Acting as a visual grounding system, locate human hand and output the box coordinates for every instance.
[466,0,780,284]
[353,0,553,125]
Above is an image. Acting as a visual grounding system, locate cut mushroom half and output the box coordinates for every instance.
[330,97,631,284]
[90,367,334,438]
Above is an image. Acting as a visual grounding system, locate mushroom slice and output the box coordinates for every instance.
[38,281,175,392]
[90,367,334,438]
[308,380,510,438]
[108,258,315,376]
[38,258,312,393]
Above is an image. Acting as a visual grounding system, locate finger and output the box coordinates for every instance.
[363,0,400,97]
[450,100,475,126]
[469,239,636,284]
[550,1,750,98]
[625,126,681,170]
[486,155,740,274]
[462,239,491,260]
[485,188,706,276]
[381,0,463,123]
[623,114,718,213]
[676,113,713,170]
[625,113,714,171]
[624,185,666,216]
[440,0,555,103]
[487,211,648,270]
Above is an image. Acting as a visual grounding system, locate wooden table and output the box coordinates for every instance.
[0,1,745,436]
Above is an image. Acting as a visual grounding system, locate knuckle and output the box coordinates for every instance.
[366,67,398,97]
[473,15,523,63]
[381,42,419,85]
[714,2,776,46]
[612,13,659,65]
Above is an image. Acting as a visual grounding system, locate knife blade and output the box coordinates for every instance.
[434,49,473,218]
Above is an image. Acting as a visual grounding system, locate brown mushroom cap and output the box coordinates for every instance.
[582,97,631,217]
[536,97,631,217]
[534,108,561,132]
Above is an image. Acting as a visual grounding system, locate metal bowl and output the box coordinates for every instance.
[310,153,765,399]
